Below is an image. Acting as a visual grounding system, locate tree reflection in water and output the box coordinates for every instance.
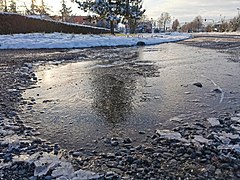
[90,48,160,125]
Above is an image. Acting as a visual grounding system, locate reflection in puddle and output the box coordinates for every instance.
[23,43,240,150]
[91,73,136,124]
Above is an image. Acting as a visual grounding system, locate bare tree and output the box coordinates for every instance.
[60,0,72,22]
[2,0,7,12]
[158,12,171,32]
[205,24,213,32]
[172,19,180,31]
[181,16,203,32]
[30,0,38,14]
[39,0,48,15]
[36,0,50,15]
[9,0,17,13]
[230,15,240,31]
[193,16,203,32]
[0,0,3,11]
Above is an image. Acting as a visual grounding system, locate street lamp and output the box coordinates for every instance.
[151,18,154,33]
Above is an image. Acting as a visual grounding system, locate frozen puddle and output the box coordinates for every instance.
[22,44,240,150]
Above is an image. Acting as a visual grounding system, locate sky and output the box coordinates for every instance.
[143,0,240,23]
[15,0,240,23]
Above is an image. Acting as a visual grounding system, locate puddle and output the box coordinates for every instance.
[22,43,240,150]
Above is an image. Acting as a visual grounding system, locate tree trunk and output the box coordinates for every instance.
[129,19,137,34]
[164,20,166,32]
[110,20,114,34]
[4,0,7,12]
[108,0,114,34]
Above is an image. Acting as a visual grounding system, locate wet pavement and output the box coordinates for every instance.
[22,43,240,151]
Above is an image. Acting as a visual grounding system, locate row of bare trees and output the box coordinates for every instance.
[0,0,72,21]
[148,13,239,33]
[182,15,240,32]
[181,16,203,32]
[0,0,16,12]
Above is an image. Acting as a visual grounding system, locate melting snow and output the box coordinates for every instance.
[0,32,190,50]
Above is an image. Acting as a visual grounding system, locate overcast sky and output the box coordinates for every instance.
[16,0,240,23]
[143,0,240,22]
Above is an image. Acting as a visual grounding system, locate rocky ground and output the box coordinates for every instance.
[0,35,240,180]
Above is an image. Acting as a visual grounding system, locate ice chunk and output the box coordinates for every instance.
[34,154,59,177]
[0,129,14,136]
[51,162,74,178]
[72,170,101,180]
[156,129,187,142]
[207,118,220,126]
[24,63,33,68]
[218,144,240,153]
[1,135,21,151]
[169,116,182,123]
[231,117,240,123]
[13,154,30,162]
[192,135,209,144]
[219,132,240,140]
[215,132,240,145]
[231,124,240,131]
[56,176,68,180]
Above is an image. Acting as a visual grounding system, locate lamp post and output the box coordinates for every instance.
[197,18,200,32]
[151,18,154,33]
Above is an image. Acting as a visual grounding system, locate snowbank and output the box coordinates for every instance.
[0,32,191,49]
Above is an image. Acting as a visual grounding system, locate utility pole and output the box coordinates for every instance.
[197,18,200,32]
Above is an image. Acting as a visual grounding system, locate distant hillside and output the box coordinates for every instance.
[0,13,110,35]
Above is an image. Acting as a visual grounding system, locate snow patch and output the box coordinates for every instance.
[0,32,191,50]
